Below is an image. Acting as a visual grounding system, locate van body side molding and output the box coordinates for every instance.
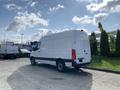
[33,57,72,62]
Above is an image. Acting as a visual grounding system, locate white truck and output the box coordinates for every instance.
[30,30,91,72]
[0,42,19,59]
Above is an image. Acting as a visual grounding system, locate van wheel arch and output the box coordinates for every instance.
[56,59,66,72]
[30,57,36,65]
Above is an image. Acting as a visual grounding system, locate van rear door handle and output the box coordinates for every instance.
[84,50,88,54]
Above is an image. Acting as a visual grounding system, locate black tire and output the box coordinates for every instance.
[0,54,4,59]
[11,55,17,59]
[74,66,80,71]
[30,57,36,65]
[56,60,66,72]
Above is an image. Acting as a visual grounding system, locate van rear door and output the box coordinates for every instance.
[75,32,91,64]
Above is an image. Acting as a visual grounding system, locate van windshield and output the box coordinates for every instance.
[31,41,41,51]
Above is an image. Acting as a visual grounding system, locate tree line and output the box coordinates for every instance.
[90,22,120,57]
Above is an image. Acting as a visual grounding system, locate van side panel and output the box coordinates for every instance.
[0,44,19,54]
[35,32,74,60]
[53,37,74,59]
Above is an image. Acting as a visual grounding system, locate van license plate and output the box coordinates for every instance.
[78,58,84,62]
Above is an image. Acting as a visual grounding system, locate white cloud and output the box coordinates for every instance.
[30,1,37,7]
[75,0,98,3]
[87,3,100,12]
[87,0,120,13]
[93,13,108,24]
[6,11,49,32]
[32,28,68,40]
[3,33,29,44]
[4,3,22,11]
[72,15,93,24]
[72,13,108,25]
[74,0,118,26]
[37,11,42,17]
[31,28,73,41]
[95,30,100,34]
[110,5,120,13]
[31,28,53,41]
[49,4,64,12]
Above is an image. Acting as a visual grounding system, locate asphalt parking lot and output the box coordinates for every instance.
[0,58,120,90]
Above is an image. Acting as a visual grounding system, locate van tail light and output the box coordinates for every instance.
[72,49,76,61]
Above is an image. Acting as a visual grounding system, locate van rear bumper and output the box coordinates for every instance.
[72,61,91,68]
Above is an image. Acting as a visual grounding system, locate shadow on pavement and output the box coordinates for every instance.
[7,64,93,90]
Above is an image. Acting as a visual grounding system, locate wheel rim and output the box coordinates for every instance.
[58,63,63,71]
[31,58,35,64]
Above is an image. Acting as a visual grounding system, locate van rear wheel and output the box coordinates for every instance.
[74,66,80,71]
[30,57,36,65]
[56,60,65,72]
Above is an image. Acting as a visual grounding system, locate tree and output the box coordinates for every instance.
[115,29,120,55]
[100,30,110,56]
[98,22,104,32]
[109,34,116,52]
[98,22,110,56]
[90,32,98,55]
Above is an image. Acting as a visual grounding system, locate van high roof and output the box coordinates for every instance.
[40,30,87,41]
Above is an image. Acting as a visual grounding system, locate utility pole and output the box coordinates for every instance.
[21,33,24,44]
[20,33,24,49]
[41,31,43,39]
[4,29,6,43]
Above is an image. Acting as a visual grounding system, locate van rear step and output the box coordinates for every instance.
[72,61,90,67]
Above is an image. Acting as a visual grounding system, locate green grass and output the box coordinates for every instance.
[89,56,120,71]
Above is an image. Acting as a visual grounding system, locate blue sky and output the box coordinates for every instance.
[0,0,120,43]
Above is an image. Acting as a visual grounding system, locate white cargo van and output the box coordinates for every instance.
[0,42,19,59]
[30,30,91,72]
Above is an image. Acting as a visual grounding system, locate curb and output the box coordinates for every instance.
[82,67,120,74]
